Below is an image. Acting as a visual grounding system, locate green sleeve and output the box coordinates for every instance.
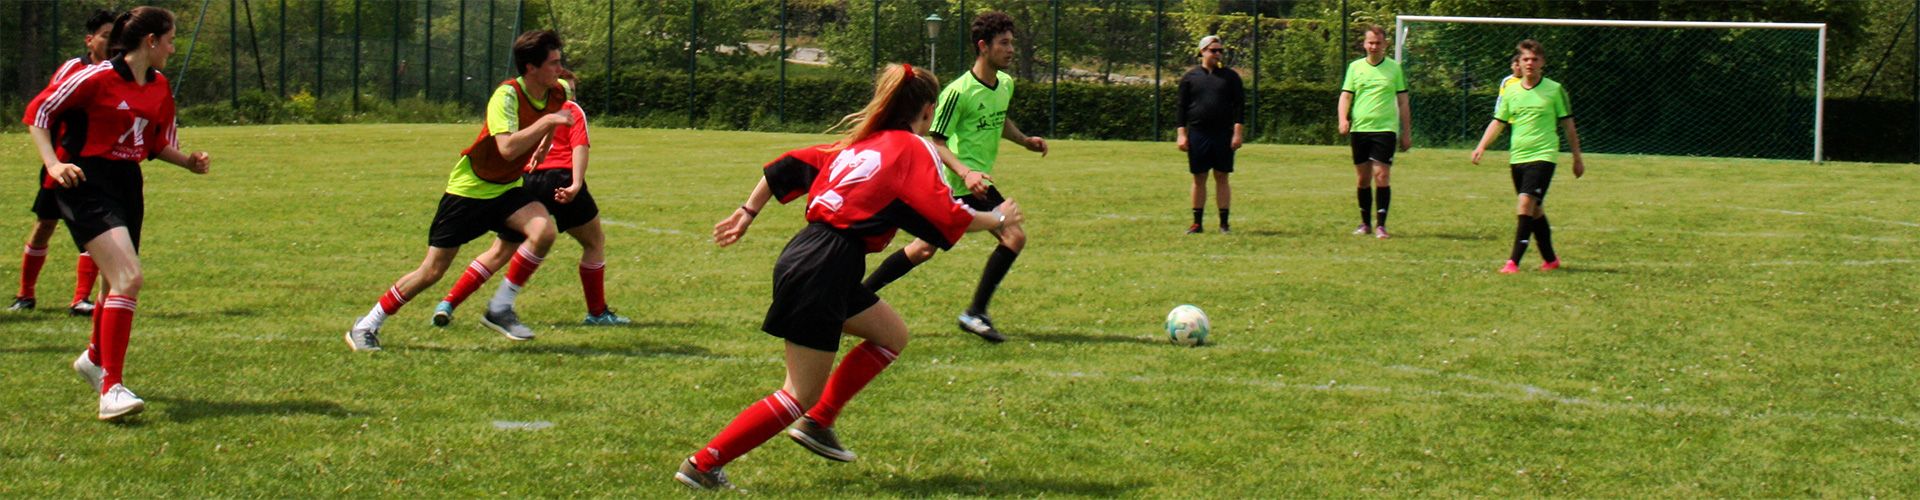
[1393,63,1408,92]
[1340,62,1357,93]
[485,84,518,136]
[1493,89,1512,122]
[1556,86,1572,119]
[930,84,964,139]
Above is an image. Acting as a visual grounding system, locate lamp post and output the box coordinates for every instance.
[925,13,944,75]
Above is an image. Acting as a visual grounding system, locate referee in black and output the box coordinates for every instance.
[1176,35,1245,234]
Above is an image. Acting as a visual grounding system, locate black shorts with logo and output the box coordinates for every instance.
[1186,127,1236,174]
[1350,132,1397,166]
[762,223,879,353]
[1511,161,1556,202]
[55,159,144,253]
[31,167,60,220]
[427,187,536,248]
[522,169,600,232]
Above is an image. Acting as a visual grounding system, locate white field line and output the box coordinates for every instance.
[1727,205,1920,228]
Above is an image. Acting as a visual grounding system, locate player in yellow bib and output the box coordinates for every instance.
[1472,39,1587,274]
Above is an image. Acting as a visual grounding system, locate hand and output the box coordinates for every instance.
[554,182,583,204]
[963,170,992,196]
[713,207,755,247]
[1338,120,1350,136]
[186,151,211,174]
[542,112,574,128]
[47,162,85,187]
[1230,134,1243,151]
[1024,136,1048,157]
[1399,135,1412,153]
[994,200,1024,228]
[1176,134,1189,152]
[1470,148,1485,165]
[1573,156,1586,178]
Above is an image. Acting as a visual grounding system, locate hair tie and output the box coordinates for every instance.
[902,63,914,79]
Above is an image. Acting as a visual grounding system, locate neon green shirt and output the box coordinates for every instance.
[930,70,1014,194]
[446,78,573,199]
[1493,75,1521,113]
[1340,57,1408,133]
[1493,77,1572,165]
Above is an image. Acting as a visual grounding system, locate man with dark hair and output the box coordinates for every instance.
[859,11,1048,343]
[1472,39,1586,274]
[345,30,573,351]
[12,9,117,315]
[1337,24,1411,239]
[1177,34,1244,234]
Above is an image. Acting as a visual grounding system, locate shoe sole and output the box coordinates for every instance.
[343,331,380,352]
[479,315,534,341]
[74,359,102,392]
[788,428,857,462]
[98,401,145,421]
[432,311,451,327]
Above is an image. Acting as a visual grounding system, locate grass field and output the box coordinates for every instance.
[1,124,1916,497]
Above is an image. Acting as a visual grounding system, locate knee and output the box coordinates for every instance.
[527,222,557,247]
[1001,231,1027,252]
[905,243,937,262]
[111,270,144,296]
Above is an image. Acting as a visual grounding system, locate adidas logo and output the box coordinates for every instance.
[116,101,130,111]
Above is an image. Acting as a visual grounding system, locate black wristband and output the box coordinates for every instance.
[740,205,759,218]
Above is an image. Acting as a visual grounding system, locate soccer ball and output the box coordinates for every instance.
[1165,304,1210,346]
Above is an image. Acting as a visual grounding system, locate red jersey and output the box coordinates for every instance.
[22,57,178,165]
[530,101,589,171]
[49,55,99,87]
[763,130,977,253]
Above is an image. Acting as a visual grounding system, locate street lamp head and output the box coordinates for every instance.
[925,13,944,39]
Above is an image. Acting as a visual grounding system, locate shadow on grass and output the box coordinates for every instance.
[1416,231,1502,242]
[873,473,1147,497]
[532,318,714,330]
[0,345,80,355]
[143,308,263,320]
[145,396,352,423]
[1018,329,1165,347]
[403,340,717,359]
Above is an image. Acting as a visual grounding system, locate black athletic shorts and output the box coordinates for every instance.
[1186,127,1236,174]
[427,187,536,248]
[762,223,879,353]
[31,167,60,220]
[55,159,144,253]
[955,185,1006,212]
[1350,132,1397,166]
[522,169,600,232]
[1511,161,1556,202]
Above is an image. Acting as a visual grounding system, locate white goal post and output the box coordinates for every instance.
[1394,15,1827,163]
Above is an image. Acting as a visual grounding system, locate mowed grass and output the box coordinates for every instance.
[1,124,1917,497]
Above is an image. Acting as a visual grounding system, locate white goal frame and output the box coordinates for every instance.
[1395,15,1827,163]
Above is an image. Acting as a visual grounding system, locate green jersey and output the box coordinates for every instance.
[446,78,572,199]
[930,70,1014,194]
[1493,77,1572,165]
[1340,57,1408,133]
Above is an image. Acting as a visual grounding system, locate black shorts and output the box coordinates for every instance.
[55,159,143,253]
[762,223,879,352]
[1511,161,1556,202]
[427,187,537,248]
[1186,127,1236,174]
[31,168,60,220]
[955,185,1007,212]
[522,169,600,232]
[1350,132,1397,166]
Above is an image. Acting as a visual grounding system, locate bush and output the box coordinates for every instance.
[178,92,475,127]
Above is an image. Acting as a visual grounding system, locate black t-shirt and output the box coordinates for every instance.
[1177,66,1245,131]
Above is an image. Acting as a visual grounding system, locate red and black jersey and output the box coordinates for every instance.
[529,101,589,171]
[49,54,99,87]
[22,57,177,165]
[762,130,977,253]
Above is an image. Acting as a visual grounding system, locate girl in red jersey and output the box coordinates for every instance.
[13,9,115,316]
[21,6,211,421]
[673,63,1023,490]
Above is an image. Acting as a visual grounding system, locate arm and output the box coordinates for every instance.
[932,136,990,195]
[1231,123,1243,150]
[555,145,589,203]
[1396,93,1413,151]
[28,126,83,187]
[1561,117,1584,178]
[966,201,1022,232]
[713,177,776,247]
[1002,118,1047,157]
[1336,92,1353,136]
[156,147,211,174]
[1470,120,1505,165]
[494,112,570,159]
[1231,76,1246,149]
[1176,76,1190,151]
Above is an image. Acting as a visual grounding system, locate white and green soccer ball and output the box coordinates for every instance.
[1165,304,1210,346]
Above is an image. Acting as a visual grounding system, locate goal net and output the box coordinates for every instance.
[1395,16,1826,162]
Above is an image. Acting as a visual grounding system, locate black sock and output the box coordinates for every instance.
[1357,188,1374,227]
[1509,215,1531,262]
[1218,208,1230,228]
[1374,187,1391,227]
[968,246,1019,316]
[1192,208,1203,226]
[1534,215,1556,262]
[862,249,920,292]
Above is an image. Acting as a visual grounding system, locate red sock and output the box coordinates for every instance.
[691,389,804,472]
[579,261,606,316]
[441,260,495,307]
[98,295,136,393]
[804,341,900,427]
[87,296,104,364]
[17,245,47,299]
[379,285,408,315]
[73,252,98,305]
[504,246,544,286]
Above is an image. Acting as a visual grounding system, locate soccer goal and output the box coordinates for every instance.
[1395,16,1826,162]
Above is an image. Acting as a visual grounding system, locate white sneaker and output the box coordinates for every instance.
[98,384,145,421]
[73,351,104,392]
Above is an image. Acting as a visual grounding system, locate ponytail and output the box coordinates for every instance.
[109,7,174,58]
[827,63,942,152]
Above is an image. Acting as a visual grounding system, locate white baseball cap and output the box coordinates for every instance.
[1196,35,1222,54]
